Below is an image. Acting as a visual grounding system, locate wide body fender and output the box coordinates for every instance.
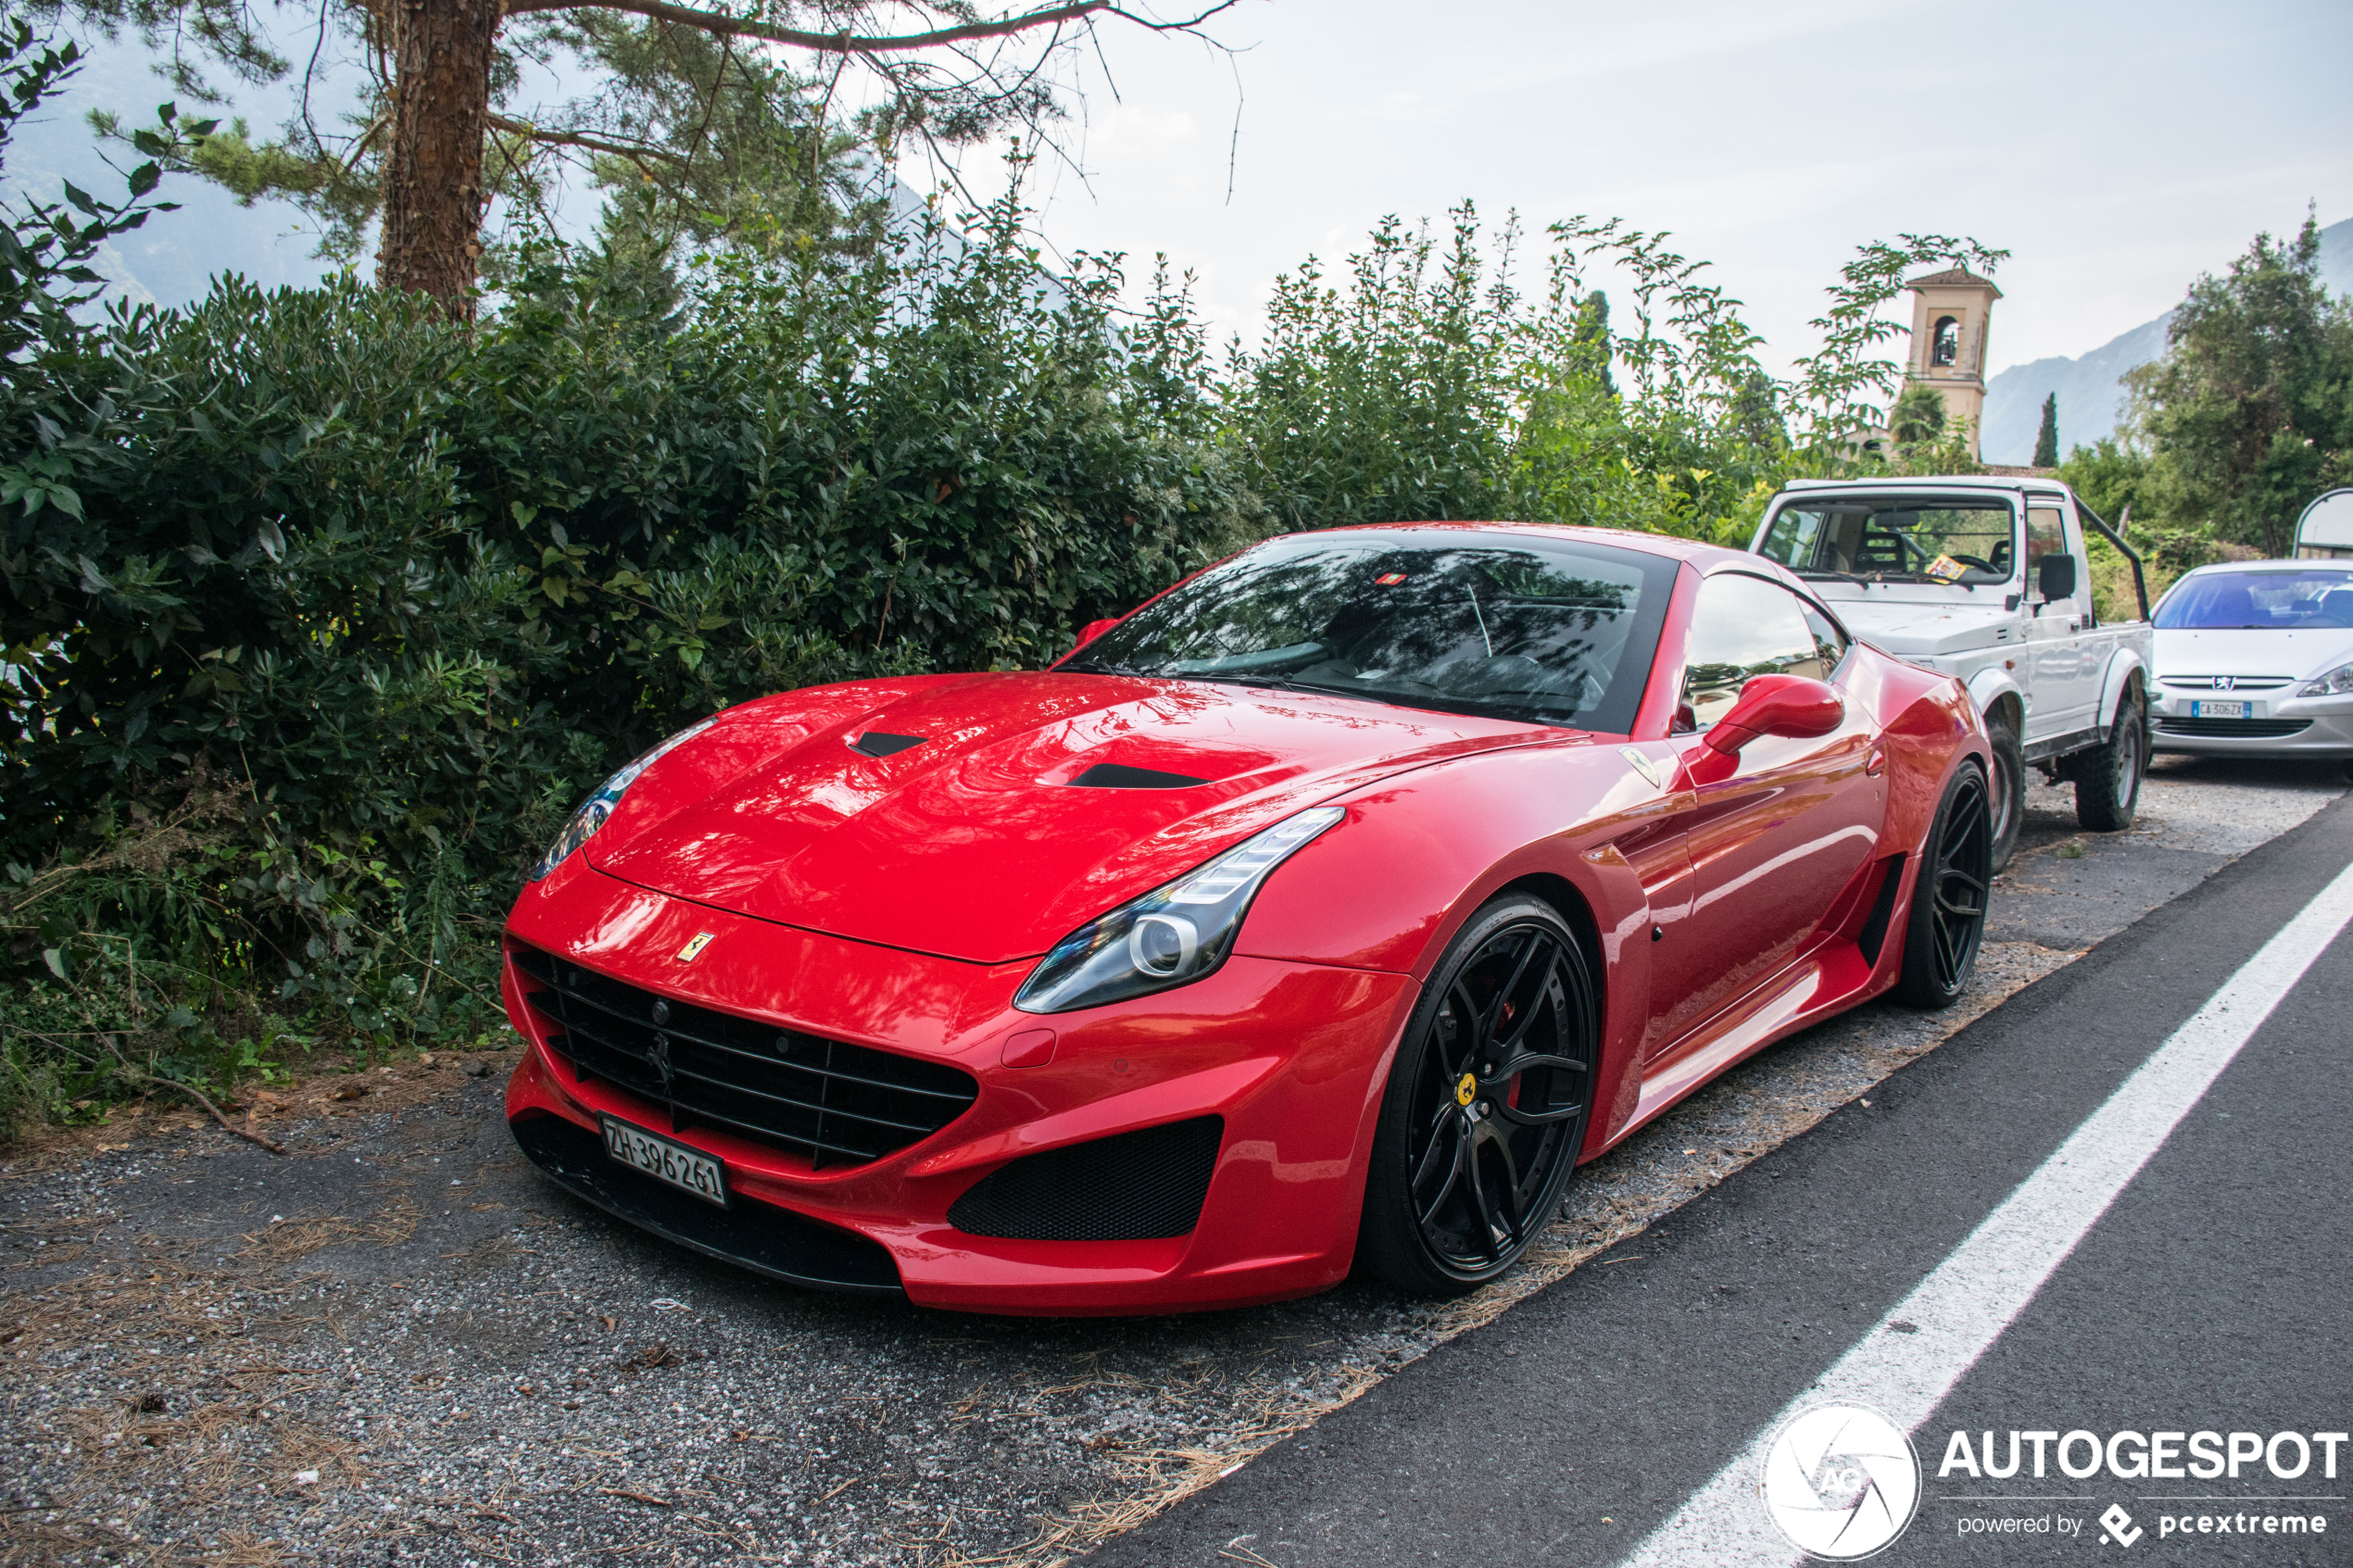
[1241,736,1680,1160]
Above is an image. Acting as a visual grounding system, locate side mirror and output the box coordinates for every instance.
[1703,674,1844,756]
[1063,616,1124,664]
[2037,553,2078,603]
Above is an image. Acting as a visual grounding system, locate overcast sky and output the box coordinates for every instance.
[971,0,2352,374]
[16,0,2350,377]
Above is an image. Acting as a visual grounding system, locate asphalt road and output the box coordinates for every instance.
[1084,787,2353,1568]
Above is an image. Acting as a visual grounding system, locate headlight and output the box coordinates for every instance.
[528,718,718,881]
[2296,660,2353,697]
[1013,807,1346,1014]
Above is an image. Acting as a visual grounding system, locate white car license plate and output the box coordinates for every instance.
[601,1116,728,1207]
[2189,699,2252,719]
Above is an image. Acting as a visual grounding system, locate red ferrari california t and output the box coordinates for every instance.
[500,523,1992,1314]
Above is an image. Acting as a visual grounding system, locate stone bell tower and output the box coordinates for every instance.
[1904,265,2002,459]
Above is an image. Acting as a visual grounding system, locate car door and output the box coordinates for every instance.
[1651,572,1885,1055]
[2023,498,2102,737]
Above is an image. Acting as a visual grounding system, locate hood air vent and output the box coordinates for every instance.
[850,732,928,759]
[1068,762,1210,790]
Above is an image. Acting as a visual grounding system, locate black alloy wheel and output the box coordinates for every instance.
[1893,761,1993,1009]
[1357,896,1598,1294]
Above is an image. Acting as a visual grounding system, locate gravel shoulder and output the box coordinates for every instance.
[3,755,2340,1568]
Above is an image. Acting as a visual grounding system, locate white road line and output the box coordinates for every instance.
[1611,857,2353,1568]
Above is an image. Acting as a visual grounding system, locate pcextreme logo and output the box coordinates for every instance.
[1759,1405,1921,1560]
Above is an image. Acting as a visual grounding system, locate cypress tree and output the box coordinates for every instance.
[2032,393,2059,468]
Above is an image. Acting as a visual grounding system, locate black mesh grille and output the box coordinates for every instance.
[2154,717,2312,738]
[948,1117,1224,1241]
[510,944,977,1168]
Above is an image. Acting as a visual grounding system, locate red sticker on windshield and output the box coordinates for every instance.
[1375,572,1408,586]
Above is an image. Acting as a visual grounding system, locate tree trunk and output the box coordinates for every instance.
[376,0,499,317]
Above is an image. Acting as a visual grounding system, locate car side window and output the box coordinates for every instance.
[1801,604,1848,671]
[1679,574,1828,731]
[2025,504,2068,596]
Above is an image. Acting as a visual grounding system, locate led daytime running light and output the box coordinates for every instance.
[1015,807,1346,1014]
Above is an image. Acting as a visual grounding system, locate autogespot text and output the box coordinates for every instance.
[1937,1428,2347,1481]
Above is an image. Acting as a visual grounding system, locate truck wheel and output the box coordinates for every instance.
[1893,761,1992,1010]
[2074,686,2145,834]
[1985,706,2024,874]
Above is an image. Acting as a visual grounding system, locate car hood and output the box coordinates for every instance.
[587,671,1552,964]
[1808,588,2018,657]
[2154,627,2353,681]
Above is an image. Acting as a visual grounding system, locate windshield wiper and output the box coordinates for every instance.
[1793,568,1866,583]
[1177,671,1573,728]
[1063,659,1149,676]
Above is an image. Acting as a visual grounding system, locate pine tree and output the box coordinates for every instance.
[2032,393,2059,468]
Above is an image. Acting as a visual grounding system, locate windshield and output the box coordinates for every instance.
[2156,570,2353,630]
[1065,530,1679,732]
[1757,497,2016,585]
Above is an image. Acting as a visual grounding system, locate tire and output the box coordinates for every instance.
[1893,761,1993,1010]
[2074,684,2146,833]
[1357,895,1598,1295]
[1984,704,2025,875]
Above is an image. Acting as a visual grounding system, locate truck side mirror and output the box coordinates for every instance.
[2036,554,2078,602]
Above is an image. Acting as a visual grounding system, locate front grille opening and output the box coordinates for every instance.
[2153,717,2313,739]
[948,1116,1224,1241]
[510,944,977,1169]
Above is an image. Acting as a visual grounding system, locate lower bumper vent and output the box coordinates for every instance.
[2154,716,2312,739]
[949,1117,1224,1241]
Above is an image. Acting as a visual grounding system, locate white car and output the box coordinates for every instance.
[2150,560,2353,760]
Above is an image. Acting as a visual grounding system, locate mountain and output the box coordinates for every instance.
[1981,216,2353,464]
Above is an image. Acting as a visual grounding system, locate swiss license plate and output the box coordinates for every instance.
[601,1116,728,1207]
[2190,699,2251,719]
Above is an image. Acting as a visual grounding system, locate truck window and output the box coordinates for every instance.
[1758,499,2015,584]
[2025,505,2069,599]
[1680,575,1828,729]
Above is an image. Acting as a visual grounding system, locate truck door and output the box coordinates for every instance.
[1654,573,1883,1055]
[2023,499,2101,737]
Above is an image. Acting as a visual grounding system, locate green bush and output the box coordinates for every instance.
[0,161,1256,1127]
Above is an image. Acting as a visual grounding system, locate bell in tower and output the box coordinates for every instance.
[1902,264,2002,459]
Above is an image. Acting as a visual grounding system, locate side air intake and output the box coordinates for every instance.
[948,1117,1224,1241]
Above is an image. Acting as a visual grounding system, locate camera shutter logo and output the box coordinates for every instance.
[1758,1404,1921,1560]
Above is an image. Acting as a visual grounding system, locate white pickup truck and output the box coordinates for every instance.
[1748,475,2155,871]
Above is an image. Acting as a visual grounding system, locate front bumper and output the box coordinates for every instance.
[501,859,1417,1315]
[2150,692,2353,757]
